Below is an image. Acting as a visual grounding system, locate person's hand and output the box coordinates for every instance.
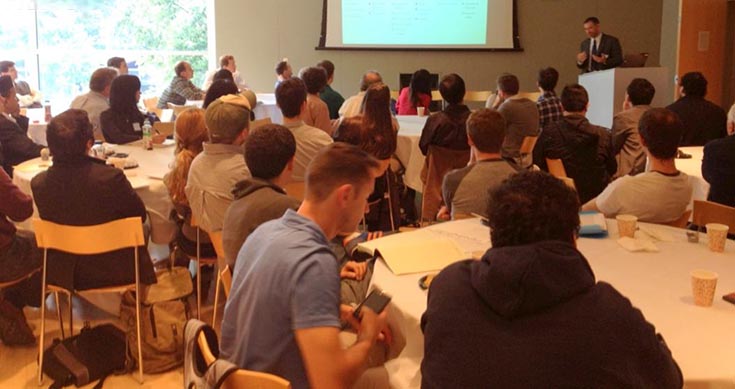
[492,94,504,110]
[356,306,388,344]
[436,206,450,221]
[592,54,606,64]
[727,121,734,135]
[577,52,588,63]
[152,134,167,144]
[340,261,367,280]
[340,304,361,331]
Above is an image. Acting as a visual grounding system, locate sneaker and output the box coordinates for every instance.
[0,299,35,346]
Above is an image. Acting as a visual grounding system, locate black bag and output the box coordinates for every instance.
[41,323,127,389]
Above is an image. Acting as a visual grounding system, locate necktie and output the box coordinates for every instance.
[589,39,598,71]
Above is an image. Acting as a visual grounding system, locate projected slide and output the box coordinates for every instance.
[342,0,488,45]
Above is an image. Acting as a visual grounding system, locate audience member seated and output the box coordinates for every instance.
[222,124,300,266]
[0,167,41,345]
[419,73,471,156]
[667,72,727,146]
[163,108,215,258]
[339,70,382,118]
[185,95,251,234]
[157,61,205,108]
[612,78,655,178]
[299,67,332,134]
[70,67,118,140]
[277,78,333,181]
[438,109,516,220]
[534,84,616,204]
[728,102,735,135]
[0,61,42,108]
[202,55,248,91]
[202,79,238,109]
[107,56,128,75]
[0,75,43,176]
[536,67,563,132]
[421,171,683,388]
[317,60,345,120]
[702,131,735,207]
[31,109,156,290]
[221,143,392,389]
[274,60,292,89]
[583,109,692,223]
[100,75,162,144]
[489,73,540,168]
[396,69,432,115]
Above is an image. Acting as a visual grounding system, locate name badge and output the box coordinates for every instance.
[133,123,142,132]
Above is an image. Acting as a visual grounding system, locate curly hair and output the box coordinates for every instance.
[164,108,207,207]
[488,171,580,247]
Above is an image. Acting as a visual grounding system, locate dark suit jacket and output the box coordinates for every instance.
[31,155,156,290]
[577,34,623,73]
[0,115,43,176]
[702,135,735,207]
[667,96,728,146]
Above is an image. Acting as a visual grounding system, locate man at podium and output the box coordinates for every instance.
[576,17,623,73]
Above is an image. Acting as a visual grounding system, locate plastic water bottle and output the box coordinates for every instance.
[44,100,52,123]
[142,119,153,150]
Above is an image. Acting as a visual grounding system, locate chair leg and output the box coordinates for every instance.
[54,292,64,339]
[134,250,144,383]
[212,272,221,327]
[38,250,49,386]
[196,261,202,320]
[67,292,73,337]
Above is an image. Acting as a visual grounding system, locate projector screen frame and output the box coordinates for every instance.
[316,0,523,52]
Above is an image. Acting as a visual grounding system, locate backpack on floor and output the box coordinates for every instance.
[120,266,193,373]
[41,323,127,389]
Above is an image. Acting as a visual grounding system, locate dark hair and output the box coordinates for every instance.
[497,73,519,95]
[584,17,600,25]
[560,84,589,112]
[409,69,432,108]
[46,109,94,159]
[213,68,234,83]
[639,108,684,159]
[107,57,126,69]
[0,75,14,98]
[627,78,656,106]
[89,67,118,93]
[203,80,239,109]
[360,71,382,92]
[245,124,297,180]
[439,73,465,105]
[537,67,559,92]
[317,60,335,79]
[467,109,505,154]
[300,66,328,95]
[680,72,707,97]
[361,83,397,160]
[0,61,15,74]
[275,61,289,75]
[305,143,380,202]
[174,61,189,77]
[488,171,580,247]
[109,75,144,121]
[276,78,307,118]
[219,55,234,68]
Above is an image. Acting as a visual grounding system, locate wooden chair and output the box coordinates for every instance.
[546,158,568,178]
[167,103,190,117]
[251,117,272,131]
[33,217,146,384]
[390,90,400,100]
[220,265,232,298]
[189,216,221,322]
[283,181,306,202]
[517,91,542,101]
[693,200,735,234]
[464,90,494,103]
[208,230,226,327]
[518,136,539,170]
[421,146,471,225]
[152,121,175,137]
[143,97,159,112]
[661,209,692,229]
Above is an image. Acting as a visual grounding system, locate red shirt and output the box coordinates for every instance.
[395,87,431,115]
[0,168,33,249]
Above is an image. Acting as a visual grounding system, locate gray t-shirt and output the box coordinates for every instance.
[220,209,340,389]
[497,98,540,163]
[443,158,517,219]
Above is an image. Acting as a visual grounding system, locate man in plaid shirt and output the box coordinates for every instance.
[157,61,204,108]
[536,67,563,131]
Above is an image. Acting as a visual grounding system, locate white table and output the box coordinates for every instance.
[251,92,283,124]
[371,218,735,388]
[395,115,427,192]
[12,142,176,243]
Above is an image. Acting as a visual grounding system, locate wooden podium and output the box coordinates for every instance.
[578,67,671,128]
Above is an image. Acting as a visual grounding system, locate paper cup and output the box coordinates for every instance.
[690,269,718,307]
[616,214,637,238]
[417,107,425,116]
[706,223,729,253]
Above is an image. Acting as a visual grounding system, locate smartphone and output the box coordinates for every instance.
[723,292,735,305]
[353,289,391,319]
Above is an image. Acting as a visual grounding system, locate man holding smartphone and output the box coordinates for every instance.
[220,143,392,389]
[576,17,623,73]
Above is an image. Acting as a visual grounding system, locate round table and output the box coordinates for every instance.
[369,218,735,388]
[395,115,427,193]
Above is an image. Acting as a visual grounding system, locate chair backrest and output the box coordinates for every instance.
[545,158,568,178]
[389,90,400,100]
[661,209,692,229]
[519,136,538,155]
[464,90,494,103]
[143,97,159,112]
[167,103,190,117]
[622,53,649,68]
[693,200,735,234]
[283,181,306,202]
[421,146,471,223]
[251,117,272,131]
[516,91,541,101]
[153,121,175,137]
[197,331,217,366]
[33,217,144,254]
[430,90,443,102]
[220,265,232,298]
[208,230,225,261]
[223,370,291,389]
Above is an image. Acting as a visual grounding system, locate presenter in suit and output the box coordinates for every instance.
[576,17,623,73]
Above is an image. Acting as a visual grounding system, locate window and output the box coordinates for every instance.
[2,0,213,109]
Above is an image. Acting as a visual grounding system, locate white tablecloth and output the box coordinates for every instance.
[371,218,735,388]
[395,115,427,192]
[251,92,283,124]
[12,142,176,243]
